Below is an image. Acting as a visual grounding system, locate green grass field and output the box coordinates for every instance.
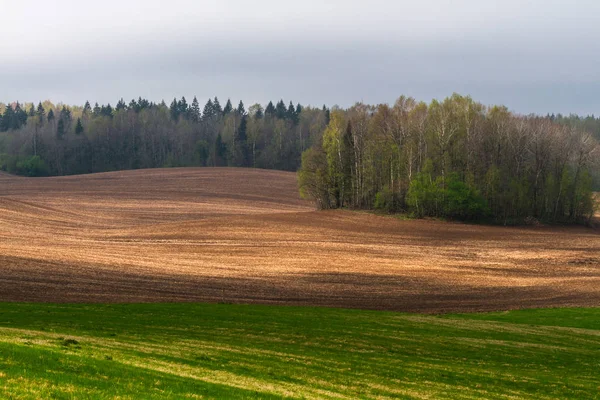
[0,303,598,399]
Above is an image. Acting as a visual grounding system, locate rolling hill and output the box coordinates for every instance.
[0,167,599,312]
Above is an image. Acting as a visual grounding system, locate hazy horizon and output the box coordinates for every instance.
[3,0,600,115]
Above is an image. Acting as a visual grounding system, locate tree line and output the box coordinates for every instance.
[0,97,329,177]
[1,93,598,224]
[298,95,599,224]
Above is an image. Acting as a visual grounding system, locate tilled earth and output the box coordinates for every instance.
[1,168,598,312]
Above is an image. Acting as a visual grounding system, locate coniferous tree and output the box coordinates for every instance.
[129,98,139,112]
[214,133,227,166]
[47,108,55,122]
[83,101,92,115]
[138,97,150,110]
[170,98,179,120]
[178,97,188,118]
[223,99,233,115]
[237,100,246,116]
[190,96,201,123]
[101,104,113,118]
[265,101,275,117]
[287,101,298,124]
[322,105,330,124]
[93,103,101,117]
[213,97,223,115]
[36,102,45,124]
[28,104,35,117]
[75,118,84,135]
[254,105,264,119]
[116,98,127,111]
[56,118,65,139]
[0,105,12,131]
[59,106,71,121]
[203,99,214,120]
[276,100,287,119]
[57,106,73,135]
[15,103,28,128]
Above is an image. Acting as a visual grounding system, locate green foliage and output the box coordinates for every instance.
[406,160,444,217]
[162,152,179,168]
[4,155,49,177]
[298,147,332,209]
[406,163,488,220]
[1,94,597,224]
[321,111,352,208]
[1,96,325,177]
[300,95,598,224]
[571,169,596,222]
[444,174,489,219]
[0,303,598,399]
[373,185,402,213]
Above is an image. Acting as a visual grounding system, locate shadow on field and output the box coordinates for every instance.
[1,255,597,313]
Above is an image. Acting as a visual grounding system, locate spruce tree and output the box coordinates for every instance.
[15,103,27,128]
[28,104,35,117]
[56,118,65,138]
[116,98,127,111]
[265,101,275,117]
[59,106,71,122]
[237,100,246,116]
[323,105,330,124]
[215,133,227,166]
[47,108,55,122]
[170,98,179,120]
[138,97,150,110]
[75,118,84,135]
[287,101,296,121]
[129,98,139,112]
[254,105,264,119]
[203,99,214,120]
[223,99,233,115]
[178,97,188,118]
[190,96,201,123]
[213,97,222,115]
[101,104,113,118]
[36,102,45,124]
[93,103,101,117]
[276,100,287,119]
[83,101,91,115]
[0,106,13,131]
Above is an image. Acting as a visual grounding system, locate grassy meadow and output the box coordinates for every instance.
[0,303,598,399]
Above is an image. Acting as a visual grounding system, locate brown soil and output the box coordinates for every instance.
[1,168,599,313]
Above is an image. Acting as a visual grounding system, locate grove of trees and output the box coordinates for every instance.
[1,94,598,224]
[298,95,599,224]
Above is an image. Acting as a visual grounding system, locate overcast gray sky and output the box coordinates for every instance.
[2,0,599,114]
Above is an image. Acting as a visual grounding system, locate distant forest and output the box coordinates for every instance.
[0,97,324,176]
[0,94,598,224]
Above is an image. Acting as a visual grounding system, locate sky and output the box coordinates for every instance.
[2,0,600,115]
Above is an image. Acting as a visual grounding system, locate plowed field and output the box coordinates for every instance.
[1,168,598,312]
